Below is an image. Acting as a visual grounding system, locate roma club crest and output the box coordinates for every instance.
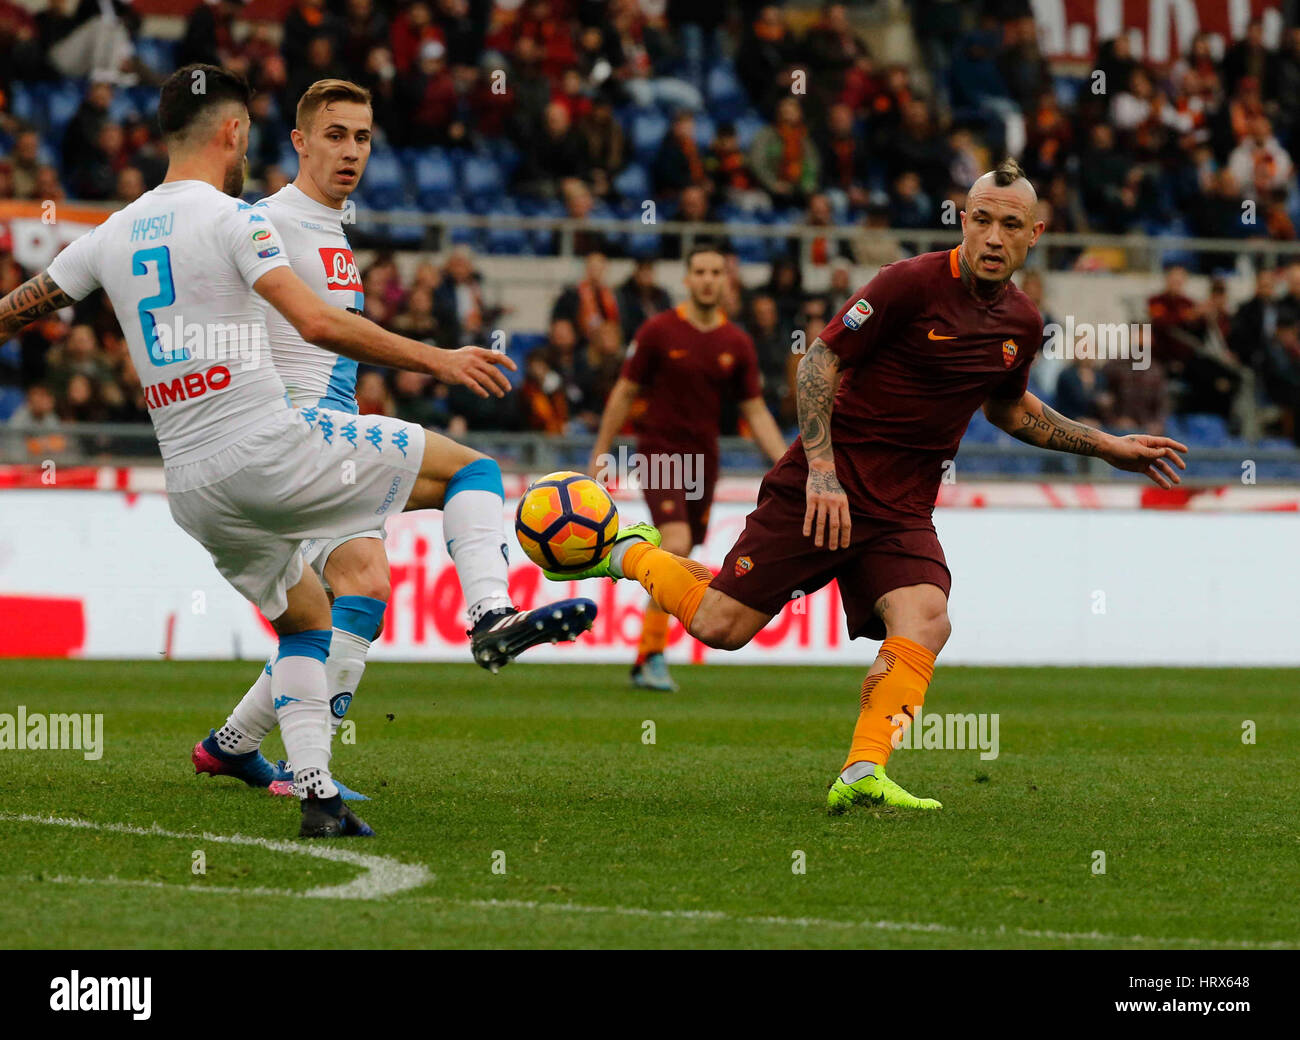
[1002,339,1018,367]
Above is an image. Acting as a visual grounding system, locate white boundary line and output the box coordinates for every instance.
[5,813,1293,948]
[1,812,432,900]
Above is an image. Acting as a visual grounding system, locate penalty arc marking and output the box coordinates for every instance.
[1,812,432,900]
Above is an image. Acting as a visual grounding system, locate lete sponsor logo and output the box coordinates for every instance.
[320,247,363,291]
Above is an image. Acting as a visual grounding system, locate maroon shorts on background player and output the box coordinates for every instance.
[638,446,718,546]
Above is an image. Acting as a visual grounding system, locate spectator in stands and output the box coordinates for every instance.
[356,370,395,416]
[45,324,112,400]
[9,128,42,199]
[579,318,625,423]
[1223,19,1274,97]
[176,0,242,69]
[749,97,820,208]
[516,101,589,198]
[578,96,625,199]
[559,178,618,257]
[737,4,793,117]
[1054,354,1112,429]
[661,185,713,260]
[552,252,619,345]
[616,258,671,344]
[763,256,804,335]
[339,0,389,71]
[391,284,441,343]
[1231,266,1280,371]
[705,122,756,203]
[5,383,66,460]
[543,314,588,421]
[1148,264,1203,371]
[520,349,568,434]
[1261,316,1300,443]
[803,192,850,266]
[361,45,402,140]
[434,247,493,347]
[653,110,709,200]
[115,166,145,203]
[852,198,905,267]
[889,170,932,229]
[802,3,869,108]
[1277,263,1300,328]
[998,14,1049,114]
[69,121,125,201]
[1227,115,1294,203]
[746,293,786,419]
[61,75,113,177]
[391,370,449,429]
[817,103,869,209]
[1102,354,1169,434]
[282,0,342,73]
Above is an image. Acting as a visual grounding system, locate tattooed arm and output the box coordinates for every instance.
[796,337,852,549]
[0,272,75,338]
[984,391,1189,489]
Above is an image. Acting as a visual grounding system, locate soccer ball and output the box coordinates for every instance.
[515,470,618,573]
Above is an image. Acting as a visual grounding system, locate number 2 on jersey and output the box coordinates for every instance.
[132,246,185,366]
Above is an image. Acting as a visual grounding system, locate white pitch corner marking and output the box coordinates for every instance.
[2,812,432,900]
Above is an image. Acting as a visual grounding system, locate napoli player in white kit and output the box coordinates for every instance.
[192,79,529,801]
[0,65,596,838]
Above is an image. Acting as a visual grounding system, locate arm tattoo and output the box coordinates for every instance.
[797,338,841,466]
[1010,402,1102,457]
[0,272,74,337]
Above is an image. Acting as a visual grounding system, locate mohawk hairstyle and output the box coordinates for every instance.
[992,157,1027,186]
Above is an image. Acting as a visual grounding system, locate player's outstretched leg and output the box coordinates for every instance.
[826,585,950,815]
[405,441,597,672]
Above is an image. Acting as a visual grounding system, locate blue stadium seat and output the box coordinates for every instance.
[0,387,24,422]
[135,37,176,76]
[732,109,765,151]
[10,83,41,125]
[46,84,84,137]
[612,162,650,200]
[412,150,456,209]
[629,109,669,162]
[376,206,425,247]
[705,64,746,122]
[460,153,504,200]
[691,112,716,148]
[483,198,528,254]
[358,149,406,209]
[1183,413,1230,447]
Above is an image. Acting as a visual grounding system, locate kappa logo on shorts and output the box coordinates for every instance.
[735,555,753,577]
[842,298,873,330]
[1002,338,1019,366]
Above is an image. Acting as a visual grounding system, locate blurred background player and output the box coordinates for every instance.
[551,160,1188,810]
[586,242,786,691]
[195,77,599,802]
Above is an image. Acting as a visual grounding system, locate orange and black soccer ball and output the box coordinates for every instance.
[515,470,619,573]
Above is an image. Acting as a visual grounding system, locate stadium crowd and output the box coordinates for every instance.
[3,1,1300,456]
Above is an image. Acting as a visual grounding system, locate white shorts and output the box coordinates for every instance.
[165,407,424,619]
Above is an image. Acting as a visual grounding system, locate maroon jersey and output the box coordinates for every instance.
[811,247,1043,519]
[621,304,762,455]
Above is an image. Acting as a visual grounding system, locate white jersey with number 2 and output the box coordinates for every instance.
[46,178,293,466]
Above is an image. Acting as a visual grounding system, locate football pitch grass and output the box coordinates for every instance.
[1,660,1296,950]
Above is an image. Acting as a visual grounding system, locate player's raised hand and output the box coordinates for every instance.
[803,464,852,550]
[430,345,516,398]
[1102,434,1189,489]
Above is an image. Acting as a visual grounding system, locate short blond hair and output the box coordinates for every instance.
[295,79,373,132]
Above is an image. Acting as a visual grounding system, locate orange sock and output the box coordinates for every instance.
[636,603,670,664]
[842,636,936,771]
[620,542,713,631]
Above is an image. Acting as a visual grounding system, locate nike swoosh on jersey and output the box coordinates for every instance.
[927,330,957,340]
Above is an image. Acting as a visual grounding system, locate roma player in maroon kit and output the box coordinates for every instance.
[551,160,1187,811]
[587,244,787,690]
